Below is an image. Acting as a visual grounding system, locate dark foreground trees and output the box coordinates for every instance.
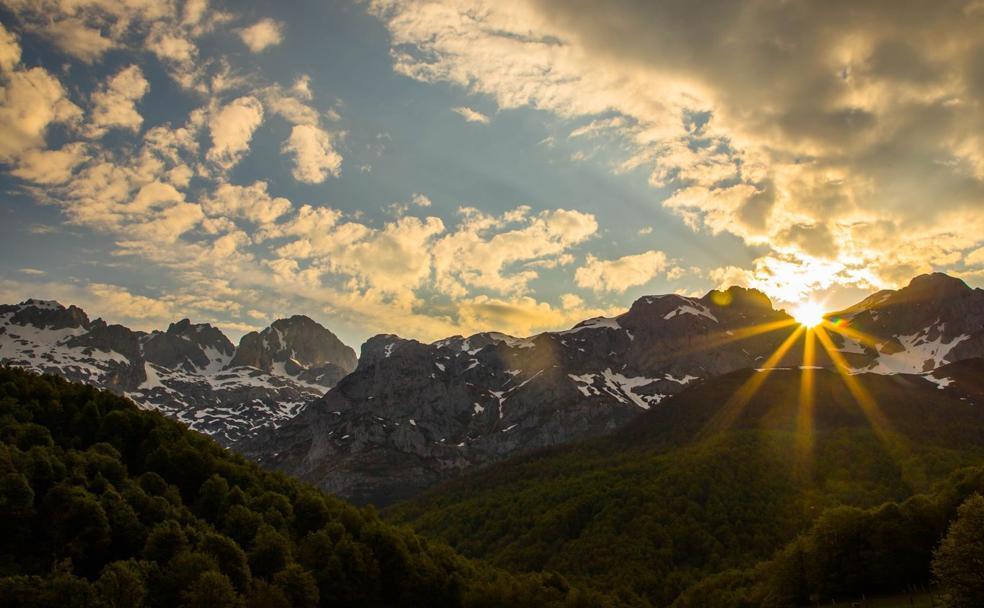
[0,367,616,607]
[933,493,984,608]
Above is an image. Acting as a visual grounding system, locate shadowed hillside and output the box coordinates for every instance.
[389,363,984,606]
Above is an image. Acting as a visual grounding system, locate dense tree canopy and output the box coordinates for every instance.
[0,366,618,607]
[933,493,984,608]
[389,369,984,606]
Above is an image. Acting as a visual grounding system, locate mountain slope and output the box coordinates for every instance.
[0,300,356,444]
[241,274,984,505]
[387,362,984,606]
[240,287,802,504]
[828,273,984,374]
[0,367,617,607]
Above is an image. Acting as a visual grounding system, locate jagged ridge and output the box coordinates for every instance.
[0,300,356,444]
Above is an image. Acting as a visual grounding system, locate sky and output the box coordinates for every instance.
[1,0,983,348]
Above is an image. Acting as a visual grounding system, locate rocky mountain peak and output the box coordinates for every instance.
[898,273,972,303]
[164,319,235,355]
[618,294,721,332]
[702,286,775,312]
[4,299,90,330]
[140,319,235,373]
[229,315,358,377]
[358,334,412,370]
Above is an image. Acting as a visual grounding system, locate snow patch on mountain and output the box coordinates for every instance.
[663,300,718,322]
[867,323,970,374]
[0,300,354,445]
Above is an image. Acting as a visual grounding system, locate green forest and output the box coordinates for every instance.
[389,368,984,607]
[3,365,984,607]
[0,367,616,607]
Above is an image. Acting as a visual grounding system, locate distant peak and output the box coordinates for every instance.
[701,286,774,310]
[166,318,194,333]
[8,298,89,330]
[231,314,357,374]
[906,272,969,292]
[364,333,405,347]
[19,298,63,310]
[272,314,316,325]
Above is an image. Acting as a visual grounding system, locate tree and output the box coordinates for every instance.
[933,494,984,607]
[195,474,230,522]
[143,521,188,564]
[202,533,251,592]
[273,564,319,608]
[245,580,290,608]
[181,571,242,608]
[41,483,112,575]
[248,526,291,579]
[95,560,147,608]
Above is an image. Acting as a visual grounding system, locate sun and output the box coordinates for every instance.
[791,301,825,328]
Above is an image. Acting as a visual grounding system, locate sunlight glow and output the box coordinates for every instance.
[697,309,915,491]
[791,301,825,328]
[795,329,816,481]
[701,325,806,436]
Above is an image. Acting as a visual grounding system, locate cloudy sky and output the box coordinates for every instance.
[1,0,983,347]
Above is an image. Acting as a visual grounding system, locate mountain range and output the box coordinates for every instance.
[2,272,983,505]
[0,301,356,444]
[241,272,984,504]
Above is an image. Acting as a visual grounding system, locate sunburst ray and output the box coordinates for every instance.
[795,328,816,481]
[671,318,799,359]
[814,325,914,487]
[821,319,884,351]
[701,325,805,436]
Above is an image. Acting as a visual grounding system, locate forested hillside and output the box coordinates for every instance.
[390,365,984,606]
[0,366,616,607]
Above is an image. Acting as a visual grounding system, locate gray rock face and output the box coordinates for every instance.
[142,319,236,372]
[240,275,984,506]
[827,273,984,373]
[0,300,356,444]
[229,315,357,389]
[231,316,357,369]
[239,287,801,505]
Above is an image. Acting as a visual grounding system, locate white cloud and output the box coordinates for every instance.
[238,18,283,53]
[262,84,321,125]
[0,23,21,72]
[87,65,149,137]
[204,181,292,225]
[386,192,433,216]
[11,143,89,184]
[292,74,313,99]
[282,124,343,183]
[370,0,984,295]
[432,206,598,296]
[966,246,984,267]
[452,106,491,124]
[145,22,197,64]
[2,0,173,64]
[575,250,668,293]
[206,96,264,170]
[0,66,82,161]
[267,211,445,300]
[43,18,115,63]
[456,294,618,337]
